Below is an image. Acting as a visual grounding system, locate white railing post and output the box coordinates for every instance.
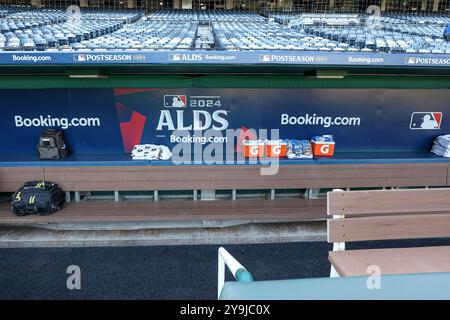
[329,189,346,278]
[218,251,225,300]
[217,247,254,300]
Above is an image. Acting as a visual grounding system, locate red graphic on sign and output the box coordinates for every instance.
[114,88,158,97]
[116,102,147,152]
[235,126,258,153]
[433,112,442,128]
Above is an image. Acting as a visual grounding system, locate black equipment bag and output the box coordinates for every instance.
[37,129,70,159]
[11,181,65,216]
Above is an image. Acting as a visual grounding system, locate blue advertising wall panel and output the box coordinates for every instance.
[0,88,123,154]
[0,88,449,154]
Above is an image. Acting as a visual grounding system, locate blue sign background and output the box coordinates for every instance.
[0,88,449,154]
[116,88,450,151]
[0,88,123,154]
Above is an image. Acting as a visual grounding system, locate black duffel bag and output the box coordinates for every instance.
[11,181,65,216]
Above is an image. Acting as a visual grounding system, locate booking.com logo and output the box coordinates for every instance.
[14,115,101,129]
[12,55,52,62]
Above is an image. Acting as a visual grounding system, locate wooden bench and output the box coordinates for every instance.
[0,162,449,225]
[0,198,326,224]
[327,188,450,277]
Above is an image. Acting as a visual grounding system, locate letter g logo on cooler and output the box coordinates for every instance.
[272,145,281,155]
[320,145,330,154]
[250,146,259,155]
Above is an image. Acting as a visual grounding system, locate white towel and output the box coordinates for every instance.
[132,144,172,160]
[431,135,450,157]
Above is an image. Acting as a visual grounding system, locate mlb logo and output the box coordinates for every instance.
[260,55,272,62]
[164,95,187,108]
[406,57,416,64]
[74,54,86,62]
[410,112,442,130]
[171,54,182,61]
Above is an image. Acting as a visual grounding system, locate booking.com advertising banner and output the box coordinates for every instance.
[2,51,450,68]
[0,88,449,154]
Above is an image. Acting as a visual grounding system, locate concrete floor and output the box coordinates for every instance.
[2,238,450,299]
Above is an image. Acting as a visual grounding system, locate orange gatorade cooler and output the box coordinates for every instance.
[243,140,265,158]
[265,140,287,157]
[311,141,335,157]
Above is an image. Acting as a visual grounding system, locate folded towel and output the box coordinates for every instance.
[431,135,450,157]
[132,144,172,160]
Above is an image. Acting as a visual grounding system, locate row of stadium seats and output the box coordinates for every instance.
[387,13,449,26]
[148,9,265,22]
[0,4,32,17]
[268,12,449,27]
[272,13,361,27]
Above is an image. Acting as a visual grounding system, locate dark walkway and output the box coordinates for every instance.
[1,239,450,299]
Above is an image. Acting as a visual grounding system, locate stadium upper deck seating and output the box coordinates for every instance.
[0,8,448,53]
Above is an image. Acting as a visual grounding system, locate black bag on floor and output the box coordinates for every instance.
[37,129,70,159]
[11,181,65,216]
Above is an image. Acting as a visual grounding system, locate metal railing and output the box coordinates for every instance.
[217,247,253,299]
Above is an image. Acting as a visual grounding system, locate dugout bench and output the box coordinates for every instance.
[1,156,450,225]
[328,188,450,277]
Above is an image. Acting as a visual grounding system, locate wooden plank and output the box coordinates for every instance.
[43,163,447,178]
[327,213,450,242]
[50,177,446,191]
[447,163,450,186]
[43,164,447,191]
[1,163,446,193]
[42,163,448,172]
[328,188,450,215]
[0,167,45,192]
[0,198,327,224]
[329,246,450,276]
[43,166,446,181]
[0,183,30,193]
[0,167,45,173]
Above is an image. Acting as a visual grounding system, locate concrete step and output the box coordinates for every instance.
[0,221,326,248]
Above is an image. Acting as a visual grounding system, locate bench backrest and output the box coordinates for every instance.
[327,188,450,243]
[1,163,449,192]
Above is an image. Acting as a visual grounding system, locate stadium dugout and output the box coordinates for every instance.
[0,0,449,230]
